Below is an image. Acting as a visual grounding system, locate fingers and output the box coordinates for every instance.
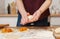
[20,19,25,25]
[31,14,38,22]
[20,17,29,25]
[27,12,30,16]
[20,12,39,25]
[20,12,30,25]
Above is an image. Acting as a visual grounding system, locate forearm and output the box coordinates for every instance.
[38,0,52,14]
[16,0,27,16]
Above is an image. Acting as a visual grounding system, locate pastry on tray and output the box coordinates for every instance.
[19,27,29,32]
[2,28,13,33]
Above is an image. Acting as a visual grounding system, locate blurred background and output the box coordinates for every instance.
[0,0,60,27]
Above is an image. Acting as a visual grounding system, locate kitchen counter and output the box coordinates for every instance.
[0,26,54,39]
[16,26,60,39]
[0,26,60,39]
[0,14,18,17]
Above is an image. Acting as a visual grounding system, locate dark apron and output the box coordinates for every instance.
[17,13,50,27]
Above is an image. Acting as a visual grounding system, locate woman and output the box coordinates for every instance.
[16,0,52,26]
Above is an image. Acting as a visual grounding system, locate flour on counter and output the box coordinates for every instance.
[0,29,55,39]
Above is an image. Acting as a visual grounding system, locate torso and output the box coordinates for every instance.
[22,0,50,20]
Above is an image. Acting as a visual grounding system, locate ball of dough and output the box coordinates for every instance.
[28,15,33,20]
[55,28,60,34]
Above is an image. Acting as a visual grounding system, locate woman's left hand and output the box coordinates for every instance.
[29,10,41,23]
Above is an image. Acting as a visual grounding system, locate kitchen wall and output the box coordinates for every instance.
[49,0,60,26]
[0,16,17,27]
[50,0,60,14]
[0,0,5,14]
[5,0,16,13]
[0,0,60,14]
[4,0,60,14]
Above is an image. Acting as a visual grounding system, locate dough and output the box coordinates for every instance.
[55,28,60,34]
[28,15,33,20]
[27,13,33,20]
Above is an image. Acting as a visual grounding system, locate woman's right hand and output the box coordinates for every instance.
[20,13,29,25]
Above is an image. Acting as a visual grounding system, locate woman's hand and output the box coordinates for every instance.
[20,13,29,25]
[29,10,41,23]
[16,0,29,25]
[20,10,41,25]
[20,12,31,25]
[28,0,52,23]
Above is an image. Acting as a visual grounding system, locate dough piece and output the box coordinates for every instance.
[27,13,33,20]
[55,28,60,34]
[28,15,33,20]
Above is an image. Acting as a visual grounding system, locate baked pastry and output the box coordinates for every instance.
[54,28,60,34]
[2,28,13,33]
[19,27,28,32]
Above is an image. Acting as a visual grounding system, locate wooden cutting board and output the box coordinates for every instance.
[0,24,9,28]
